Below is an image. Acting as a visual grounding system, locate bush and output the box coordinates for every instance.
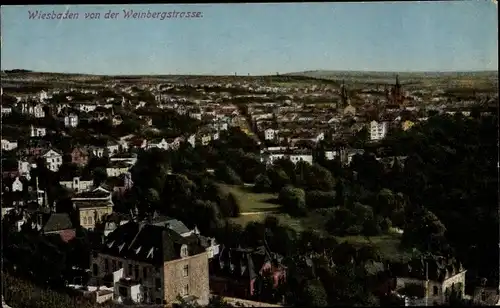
[279,185,307,217]
[305,190,336,209]
[254,173,272,193]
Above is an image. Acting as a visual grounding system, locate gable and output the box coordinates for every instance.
[43,149,61,158]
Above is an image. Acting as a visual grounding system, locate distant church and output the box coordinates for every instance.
[338,79,349,109]
[385,75,405,106]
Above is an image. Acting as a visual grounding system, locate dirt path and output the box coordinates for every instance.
[239,210,278,216]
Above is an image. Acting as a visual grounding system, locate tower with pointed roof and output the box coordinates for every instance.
[339,80,350,109]
[390,74,403,105]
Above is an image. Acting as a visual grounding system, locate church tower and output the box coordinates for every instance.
[339,80,349,109]
[391,74,403,105]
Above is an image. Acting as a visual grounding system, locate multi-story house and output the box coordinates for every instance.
[30,125,47,138]
[112,115,123,126]
[21,102,45,118]
[106,161,130,178]
[42,149,63,172]
[1,105,13,117]
[72,186,114,230]
[401,120,415,131]
[146,137,181,151]
[59,176,94,193]
[18,158,35,176]
[1,139,18,151]
[391,256,467,306]
[210,245,287,300]
[264,128,278,141]
[369,120,388,141]
[90,146,106,158]
[39,90,49,101]
[260,148,313,165]
[64,113,79,128]
[110,154,137,167]
[106,140,121,156]
[70,147,90,167]
[90,219,210,306]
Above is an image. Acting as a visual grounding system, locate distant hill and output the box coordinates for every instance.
[284,70,499,79]
[283,70,499,90]
[3,69,33,74]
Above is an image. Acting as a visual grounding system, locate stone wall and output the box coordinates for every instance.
[163,252,209,305]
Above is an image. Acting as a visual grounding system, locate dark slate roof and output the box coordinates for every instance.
[72,190,110,199]
[107,161,130,169]
[73,200,113,209]
[389,256,465,282]
[144,215,192,235]
[216,246,273,280]
[162,219,191,235]
[99,221,206,266]
[42,212,74,232]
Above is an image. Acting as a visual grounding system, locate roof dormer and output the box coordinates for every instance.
[180,244,189,258]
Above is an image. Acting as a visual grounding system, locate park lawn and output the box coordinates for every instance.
[217,184,282,213]
[230,213,304,232]
[231,210,412,262]
[335,233,415,263]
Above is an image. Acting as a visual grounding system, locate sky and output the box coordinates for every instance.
[1,2,498,75]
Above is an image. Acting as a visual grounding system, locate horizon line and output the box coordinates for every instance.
[2,68,498,77]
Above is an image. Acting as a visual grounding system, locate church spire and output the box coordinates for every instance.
[340,79,349,108]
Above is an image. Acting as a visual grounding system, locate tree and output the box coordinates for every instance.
[145,188,160,211]
[267,167,291,192]
[305,164,336,191]
[298,279,329,307]
[305,190,336,209]
[92,167,107,187]
[278,186,307,217]
[214,163,243,185]
[254,173,272,193]
[401,208,448,253]
[219,192,241,218]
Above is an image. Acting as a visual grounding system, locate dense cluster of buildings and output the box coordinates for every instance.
[1,76,497,306]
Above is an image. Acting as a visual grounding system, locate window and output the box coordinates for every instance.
[134,265,139,278]
[433,286,439,296]
[112,260,117,271]
[183,265,189,277]
[155,278,161,289]
[118,261,122,269]
[181,245,188,257]
[143,267,148,279]
[128,264,133,276]
[182,284,189,296]
[88,217,93,225]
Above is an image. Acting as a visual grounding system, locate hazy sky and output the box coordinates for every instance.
[1,2,498,75]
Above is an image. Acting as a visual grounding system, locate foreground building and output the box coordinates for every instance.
[90,219,211,305]
[210,245,287,301]
[390,256,467,306]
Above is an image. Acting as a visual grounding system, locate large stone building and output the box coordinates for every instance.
[90,219,210,306]
[72,187,114,231]
[391,256,467,306]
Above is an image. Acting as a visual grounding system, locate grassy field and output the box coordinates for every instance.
[221,186,413,261]
[216,184,281,213]
[334,233,415,262]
